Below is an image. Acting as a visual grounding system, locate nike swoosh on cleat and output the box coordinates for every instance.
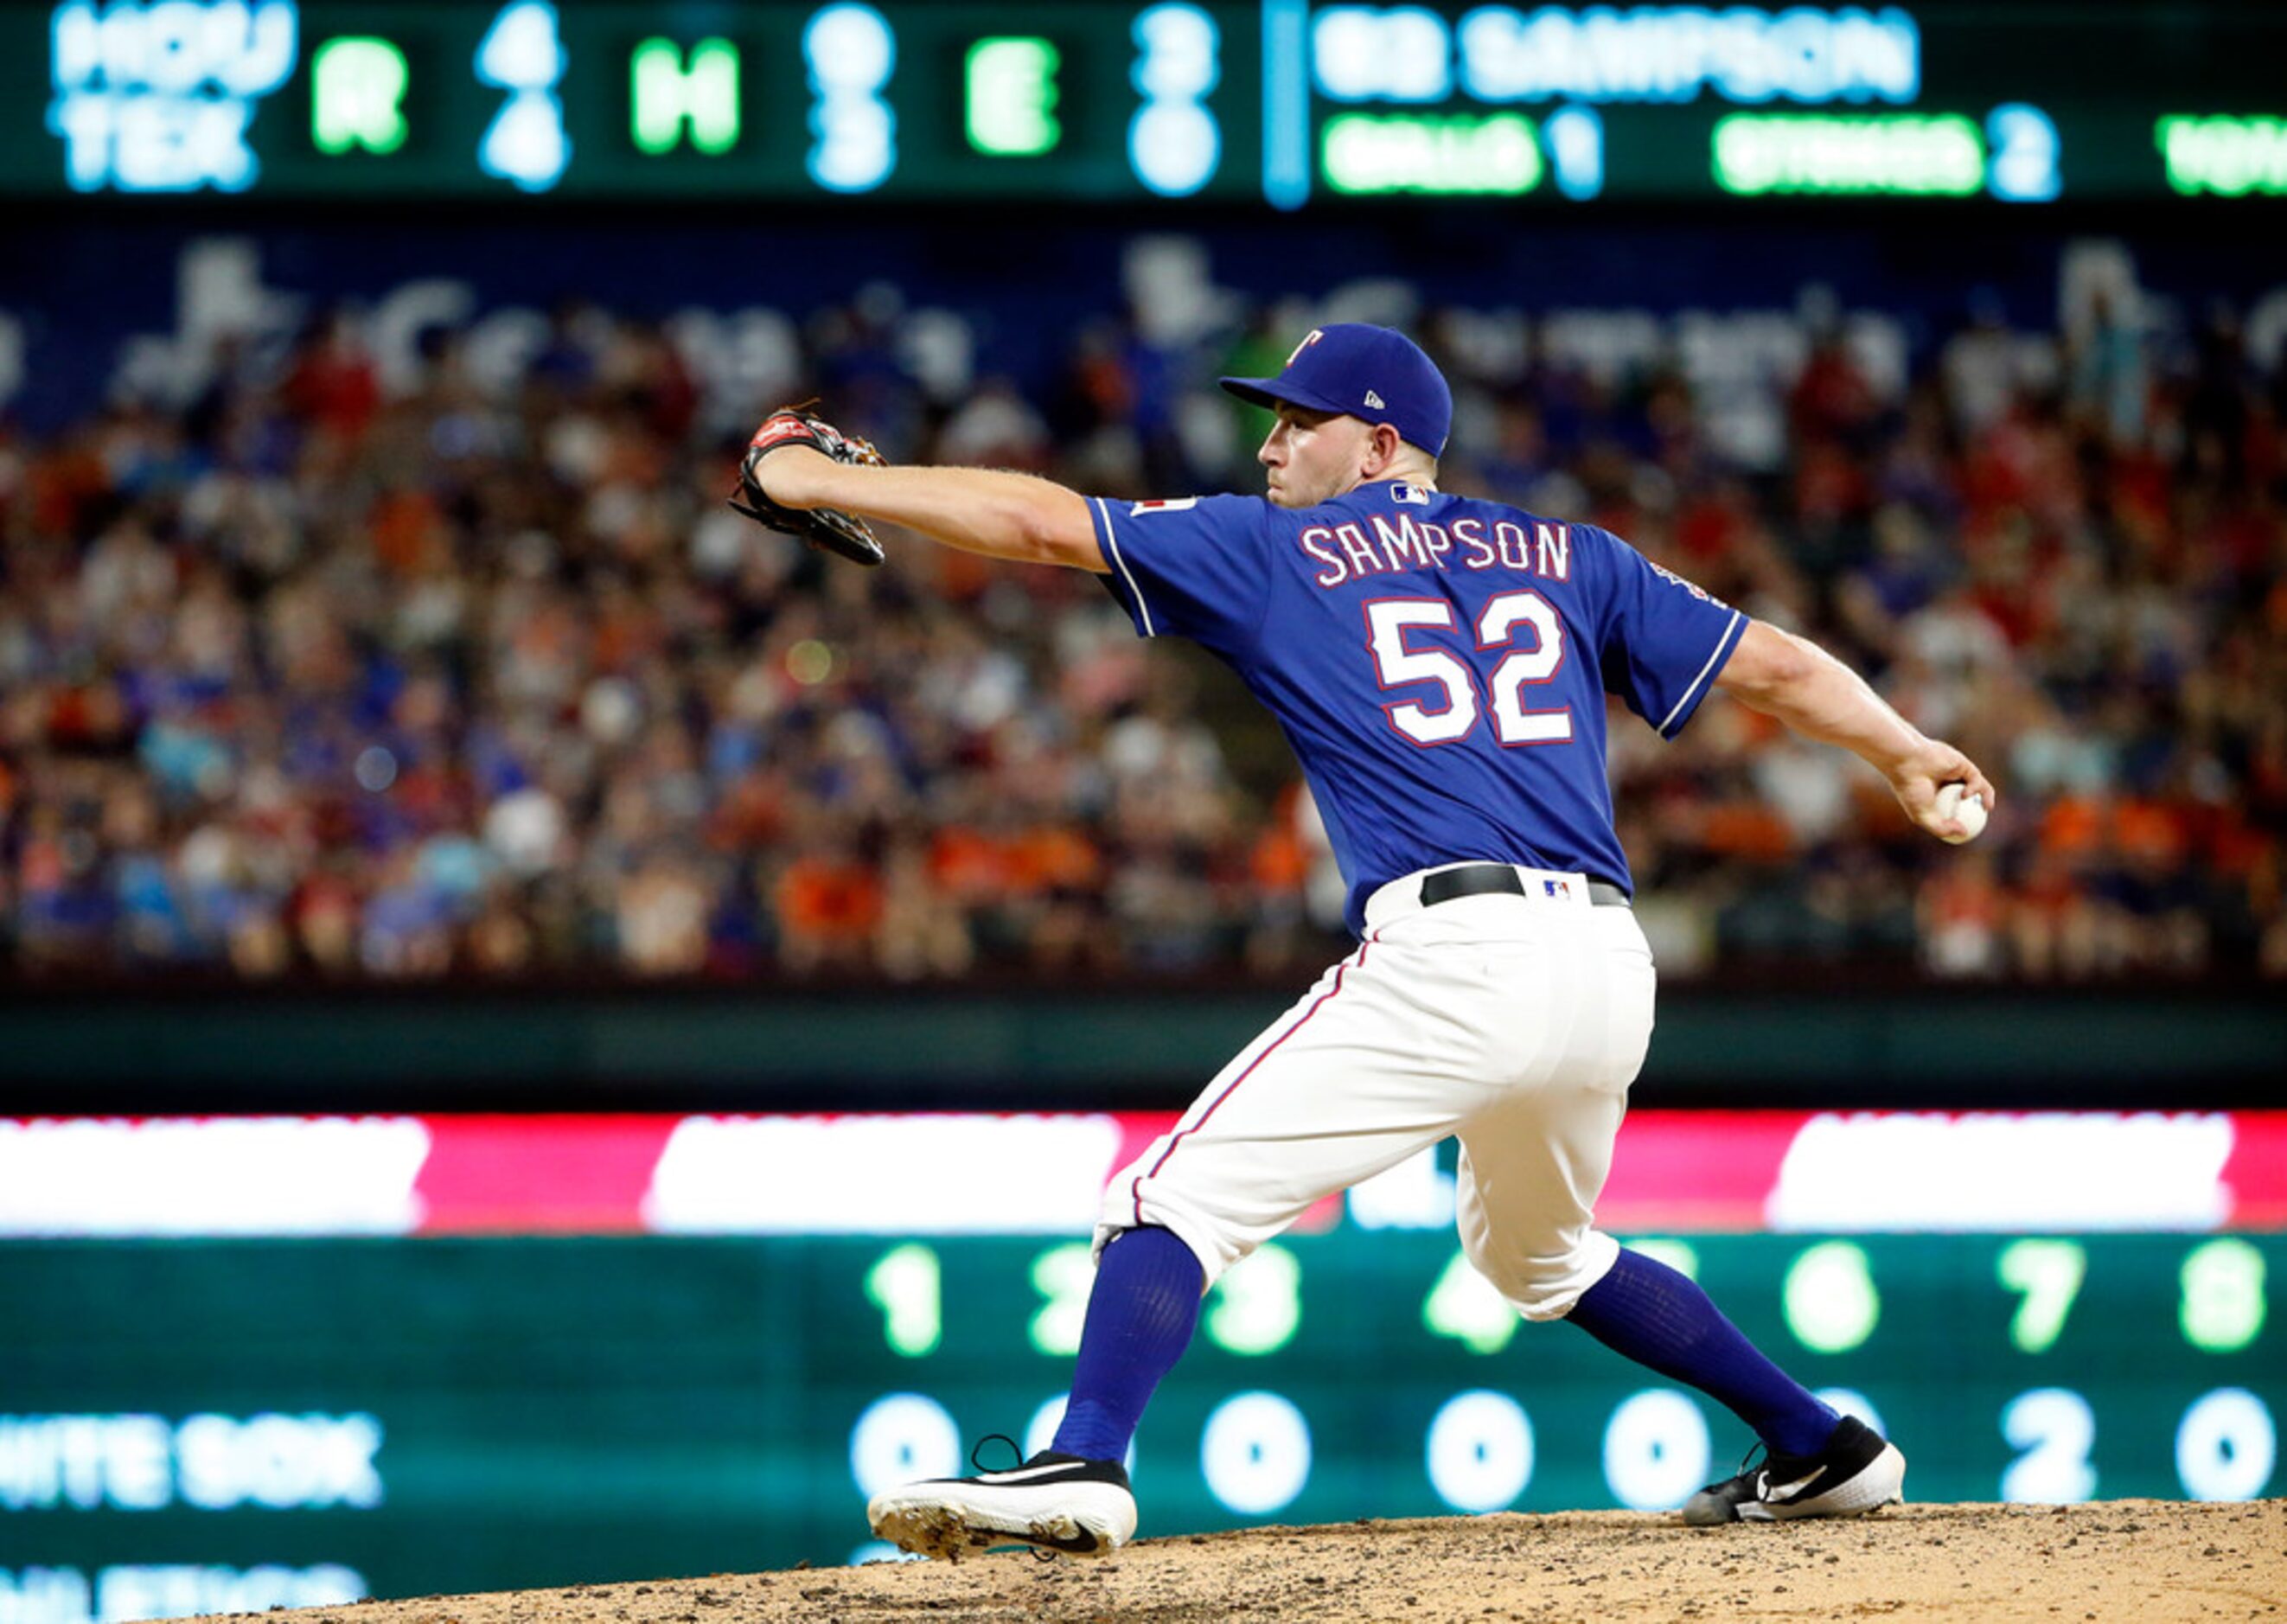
[1761,1466,1828,1502]
[973,1462,1093,1485]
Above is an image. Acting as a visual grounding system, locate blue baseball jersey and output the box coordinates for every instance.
[1088,482,1746,935]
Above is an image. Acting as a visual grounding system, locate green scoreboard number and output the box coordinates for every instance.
[0,1231,2277,1612]
[8,3,2285,204]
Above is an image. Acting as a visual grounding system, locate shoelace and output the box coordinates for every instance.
[968,1432,1026,1474]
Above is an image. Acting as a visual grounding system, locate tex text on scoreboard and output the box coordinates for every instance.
[29,0,1262,201]
[22,1,2287,202]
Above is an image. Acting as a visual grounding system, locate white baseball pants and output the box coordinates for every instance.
[1096,864,1658,1320]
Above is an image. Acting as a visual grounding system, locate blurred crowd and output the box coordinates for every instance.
[2,268,2282,984]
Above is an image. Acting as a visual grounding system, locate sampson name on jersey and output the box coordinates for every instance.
[1088,483,1745,935]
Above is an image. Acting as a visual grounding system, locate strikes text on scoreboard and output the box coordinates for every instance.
[25,3,2287,202]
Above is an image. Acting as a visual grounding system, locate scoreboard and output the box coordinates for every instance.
[3,1110,2279,1619]
[0,1231,2280,1615]
[7,1,2287,206]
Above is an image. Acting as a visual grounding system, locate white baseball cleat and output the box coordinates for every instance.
[867,1450,1137,1560]
[1682,1416,1907,1525]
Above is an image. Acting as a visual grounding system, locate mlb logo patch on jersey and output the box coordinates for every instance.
[1131,497,1199,516]
[1389,483,1430,505]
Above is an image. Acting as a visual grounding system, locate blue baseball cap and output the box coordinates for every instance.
[1220,323,1453,457]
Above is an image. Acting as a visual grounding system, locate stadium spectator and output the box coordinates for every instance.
[0,286,2277,983]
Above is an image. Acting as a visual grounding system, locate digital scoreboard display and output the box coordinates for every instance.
[4,2,2284,206]
[0,1113,2281,1620]
[0,1232,2279,1619]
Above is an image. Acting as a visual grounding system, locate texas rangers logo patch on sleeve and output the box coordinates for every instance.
[1650,560,1724,606]
[1130,498,1199,515]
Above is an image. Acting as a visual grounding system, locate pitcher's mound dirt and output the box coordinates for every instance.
[212,1499,2281,1624]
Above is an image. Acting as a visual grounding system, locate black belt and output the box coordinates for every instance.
[1419,864,1631,909]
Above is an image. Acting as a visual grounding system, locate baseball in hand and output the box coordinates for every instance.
[1934,782,1987,843]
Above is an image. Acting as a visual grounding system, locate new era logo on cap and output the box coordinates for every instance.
[1217,323,1453,457]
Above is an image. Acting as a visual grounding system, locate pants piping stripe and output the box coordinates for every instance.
[1130,942,1370,1226]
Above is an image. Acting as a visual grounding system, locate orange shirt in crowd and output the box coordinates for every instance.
[775,857,884,943]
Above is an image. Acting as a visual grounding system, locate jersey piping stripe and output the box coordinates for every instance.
[1131,942,1370,1224]
[1656,608,1746,738]
[1094,497,1158,636]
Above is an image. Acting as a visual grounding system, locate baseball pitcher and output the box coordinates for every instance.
[731,324,1996,1558]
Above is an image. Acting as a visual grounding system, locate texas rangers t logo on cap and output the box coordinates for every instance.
[1219,323,1454,458]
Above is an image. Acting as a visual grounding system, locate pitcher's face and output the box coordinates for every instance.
[1259,403,1376,508]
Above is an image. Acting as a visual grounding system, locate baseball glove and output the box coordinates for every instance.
[727,406,888,566]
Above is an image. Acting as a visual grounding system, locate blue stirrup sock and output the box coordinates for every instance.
[1050,1224,1204,1463]
[1565,1245,1841,1459]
